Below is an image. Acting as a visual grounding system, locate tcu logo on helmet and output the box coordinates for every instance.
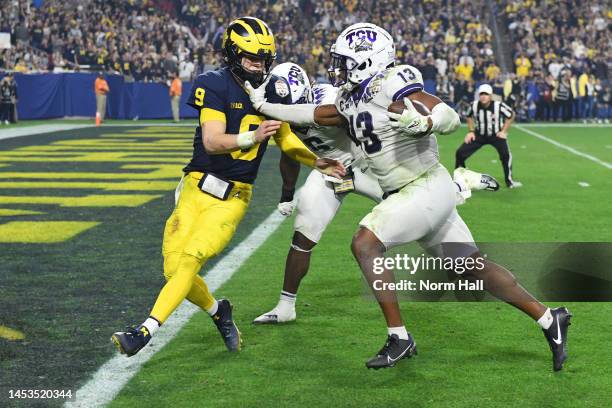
[287,65,304,86]
[345,29,378,49]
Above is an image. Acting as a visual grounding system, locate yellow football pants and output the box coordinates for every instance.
[150,172,252,323]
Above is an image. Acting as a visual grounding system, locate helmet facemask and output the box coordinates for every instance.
[225,45,275,87]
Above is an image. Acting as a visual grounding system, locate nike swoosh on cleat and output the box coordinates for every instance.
[552,314,562,345]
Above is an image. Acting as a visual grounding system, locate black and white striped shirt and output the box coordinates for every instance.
[467,100,514,138]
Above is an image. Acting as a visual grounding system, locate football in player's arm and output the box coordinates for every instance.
[246,70,460,136]
[245,23,571,372]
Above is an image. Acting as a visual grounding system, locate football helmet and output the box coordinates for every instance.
[268,62,312,104]
[222,16,276,86]
[328,23,395,88]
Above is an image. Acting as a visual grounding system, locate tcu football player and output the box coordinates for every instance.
[246,24,571,371]
[253,62,498,325]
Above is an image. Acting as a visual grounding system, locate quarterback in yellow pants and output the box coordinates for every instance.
[111,16,345,356]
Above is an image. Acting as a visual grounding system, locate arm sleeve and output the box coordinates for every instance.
[273,122,317,168]
[258,102,316,126]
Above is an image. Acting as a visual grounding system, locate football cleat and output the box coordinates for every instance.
[366,334,417,369]
[507,180,523,188]
[111,325,152,357]
[252,305,296,324]
[454,167,500,192]
[211,299,242,352]
[542,307,572,371]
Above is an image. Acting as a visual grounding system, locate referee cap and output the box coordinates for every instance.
[477,84,493,95]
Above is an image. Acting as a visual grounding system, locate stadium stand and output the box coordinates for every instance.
[499,0,610,121]
[0,0,609,121]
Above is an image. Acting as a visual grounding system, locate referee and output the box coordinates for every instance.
[455,84,522,188]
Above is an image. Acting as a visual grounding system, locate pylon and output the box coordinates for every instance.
[95,112,101,126]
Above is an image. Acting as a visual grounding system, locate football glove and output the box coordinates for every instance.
[244,78,269,111]
[387,97,431,137]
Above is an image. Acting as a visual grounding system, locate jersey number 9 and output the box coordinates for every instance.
[194,88,205,106]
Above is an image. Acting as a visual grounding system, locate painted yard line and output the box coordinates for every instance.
[515,125,612,170]
[66,211,287,408]
[516,123,611,128]
[0,124,95,141]
[457,123,611,128]
[101,123,195,127]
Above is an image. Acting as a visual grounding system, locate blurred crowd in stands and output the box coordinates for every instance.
[501,0,610,121]
[0,0,610,121]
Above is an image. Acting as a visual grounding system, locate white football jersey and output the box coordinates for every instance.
[335,65,440,192]
[294,84,357,167]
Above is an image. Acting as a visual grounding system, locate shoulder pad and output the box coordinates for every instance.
[382,65,424,101]
[312,84,338,106]
[193,68,227,92]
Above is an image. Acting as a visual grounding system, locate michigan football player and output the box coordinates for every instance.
[111,16,345,357]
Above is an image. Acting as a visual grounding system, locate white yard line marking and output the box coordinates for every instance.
[0,124,95,141]
[66,211,287,408]
[515,125,612,170]
[0,122,199,142]
[459,123,611,128]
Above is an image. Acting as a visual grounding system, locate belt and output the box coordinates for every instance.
[382,186,403,200]
[186,171,252,190]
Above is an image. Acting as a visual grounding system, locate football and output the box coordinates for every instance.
[388,99,432,116]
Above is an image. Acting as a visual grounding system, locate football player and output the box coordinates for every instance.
[252,63,498,324]
[245,23,571,371]
[110,17,345,357]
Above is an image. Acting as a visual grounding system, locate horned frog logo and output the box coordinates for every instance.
[354,37,373,52]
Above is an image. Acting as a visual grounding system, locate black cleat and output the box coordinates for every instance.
[211,299,242,352]
[111,325,152,357]
[481,173,500,191]
[542,307,572,371]
[366,334,417,369]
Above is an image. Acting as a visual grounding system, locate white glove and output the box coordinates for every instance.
[244,78,269,111]
[387,97,431,137]
[277,200,296,217]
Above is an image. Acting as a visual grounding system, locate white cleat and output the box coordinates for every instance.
[453,177,472,206]
[454,167,500,191]
[508,181,523,189]
[252,306,296,324]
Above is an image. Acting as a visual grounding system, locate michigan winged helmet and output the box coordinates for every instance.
[222,16,276,86]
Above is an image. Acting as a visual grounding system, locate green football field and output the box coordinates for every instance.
[0,123,610,407]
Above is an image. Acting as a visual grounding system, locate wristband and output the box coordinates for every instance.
[236,130,256,149]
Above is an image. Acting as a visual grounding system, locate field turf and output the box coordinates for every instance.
[0,123,610,407]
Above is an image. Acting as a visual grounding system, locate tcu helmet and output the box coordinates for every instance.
[269,62,312,104]
[328,23,395,88]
